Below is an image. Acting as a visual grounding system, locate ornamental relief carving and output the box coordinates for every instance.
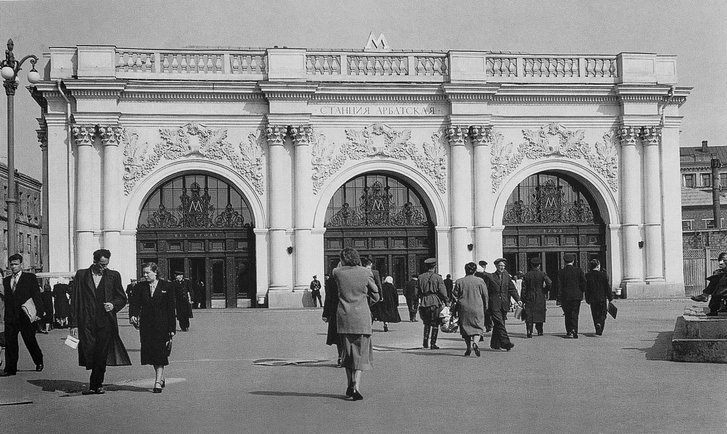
[490,123,619,193]
[122,123,265,195]
[311,123,448,194]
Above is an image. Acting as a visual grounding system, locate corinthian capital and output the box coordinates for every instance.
[640,126,661,146]
[99,126,123,146]
[265,125,287,146]
[469,125,493,146]
[446,125,468,146]
[36,128,48,150]
[290,125,312,146]
[72,125,97,146]
[618,126,639,146]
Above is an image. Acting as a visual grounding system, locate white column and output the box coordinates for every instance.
[619,126,643,282]
[72,125,97,269]
[291,125,314,291]
[641,126,664,281]
[266,125,291,291]
[100,126,122,257]
[44,115,72,273]
[471,125,492,263]
[448,125,473,274]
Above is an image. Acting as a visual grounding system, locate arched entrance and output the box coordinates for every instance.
[136,173,255,308]
[323,173,435,288]
[502,172,606,296]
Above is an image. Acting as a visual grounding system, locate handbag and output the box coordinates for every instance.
[514,305,523,321]
[166,338,173,356]
[22,298,39,323]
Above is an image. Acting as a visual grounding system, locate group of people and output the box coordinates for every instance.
[0,249,194,395]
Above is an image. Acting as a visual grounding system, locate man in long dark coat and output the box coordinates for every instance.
[521,257,552,338]
[557,253,586,339]
[475,260,493,333]
[70,249,131,394]
[403,274,419,322]
[585,259,613,336]
[172,271,193,332]
[483,258,521,351]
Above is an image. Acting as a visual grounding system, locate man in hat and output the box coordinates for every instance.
[417,258,447,349]
[557,254,586,338]
[475,260,493,333]
[403,274,419,322]
[482,258,521,351]
[172,271,193,332]
[309,275,322,308]
[521,257,552,338]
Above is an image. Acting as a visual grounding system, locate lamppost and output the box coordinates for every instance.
[0,39,39,256]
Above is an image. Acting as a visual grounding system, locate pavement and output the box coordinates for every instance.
[1,299,725,434]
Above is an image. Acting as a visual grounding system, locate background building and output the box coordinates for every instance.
[0,161,42,271]
[30,40,690,307]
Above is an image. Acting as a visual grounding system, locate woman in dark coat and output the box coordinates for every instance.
[129,262,176,393]
[333,247,380,401]
[40,282,53,333]
[52,280,70,328]
[371,276,401,332]
[453,262,488,356]
[521,257,552,338]
[322,273,343,367]
[584,259,613,336]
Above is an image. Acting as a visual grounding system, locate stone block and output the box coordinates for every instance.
[668,307,727,363]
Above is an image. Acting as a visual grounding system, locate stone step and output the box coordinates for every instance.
[668,307,727,363]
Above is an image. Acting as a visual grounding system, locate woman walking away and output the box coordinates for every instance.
[322,271,343,367]
[372,276,401,332]
[129,263,176,393]
[52,279,70,329]
[333,247,380,401]
[453,262,489,356]
[521,258,552,338]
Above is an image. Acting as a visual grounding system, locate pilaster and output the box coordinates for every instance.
[72,124,98,268]
[448,125,473,272]
[99,125,123,257]
[641,126,664,281]
[266,124,292,292]
[619,125,644,282]
[291,125,314,291]
[470,125,493,263]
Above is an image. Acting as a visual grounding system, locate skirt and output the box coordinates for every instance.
[339,334,373,371]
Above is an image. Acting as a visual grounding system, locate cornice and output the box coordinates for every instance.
[442,83,498,102]
[121,92,265,102]
[310,94,447,103]
[259,82,318,100]
[492,95,618,104]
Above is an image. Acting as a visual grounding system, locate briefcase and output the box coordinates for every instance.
[21,298,39,323]
[607,301,618,319]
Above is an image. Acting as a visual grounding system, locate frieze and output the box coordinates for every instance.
[311,123,448,194]
[490,123,619,192]
[122,123,265,196]
[313,104,445,116]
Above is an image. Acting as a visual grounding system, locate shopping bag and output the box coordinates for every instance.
[64,335,79,350]
[440,316,459,333]
[607,301,618,319]
[514,305,523,321]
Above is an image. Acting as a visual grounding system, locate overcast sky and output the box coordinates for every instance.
[0,0,724,179]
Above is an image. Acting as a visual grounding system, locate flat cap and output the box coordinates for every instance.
[478,260,488,267]
[564,253,575,262]
[494,258,507,265]
[424,257,437,265]
[173,270,184,275]
[530,257,541,265]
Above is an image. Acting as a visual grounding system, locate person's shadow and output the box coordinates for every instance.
[28,379,150,396]
[249,390,345,400]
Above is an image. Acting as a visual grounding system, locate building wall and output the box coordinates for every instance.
[0,164,43,271]
[33,46,690,305]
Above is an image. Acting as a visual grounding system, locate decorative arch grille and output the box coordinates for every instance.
[138,173,253,229]
[325,174,430,227]
[503,173,601,225]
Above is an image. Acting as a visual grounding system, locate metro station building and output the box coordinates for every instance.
[31,39,690,307]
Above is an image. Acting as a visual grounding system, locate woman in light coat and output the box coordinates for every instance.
[453,262,489,357]
[333,247,380,401]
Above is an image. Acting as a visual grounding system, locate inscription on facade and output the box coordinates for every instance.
[315,105,445,116]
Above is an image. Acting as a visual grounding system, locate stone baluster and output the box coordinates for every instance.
[641,126,664,281]
[266,125,291,291]
[291,125,314,291]
[448,125,473,272]
[99,126,123,257]
[470,125,493,263]
[619,125,644,282]
[72,125,97,267]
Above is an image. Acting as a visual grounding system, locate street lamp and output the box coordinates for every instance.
[1,39,39,256]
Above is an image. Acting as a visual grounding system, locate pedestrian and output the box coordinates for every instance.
[475,260,493,333]
[1,254,44,376]
[126,278,137,302]
[372,276,401,332]
[585,259,614,336]
[52,279,70,329]
[40,281,53,333]
[403,274,419,322]
[333,247,380,401]
[521,257,552,338]
[417,258,447,350]
[453,262,489,357]
[172,271,193,332]
[310,275,322,307]
[691,251,727,304]
[69,249,131,394]
[557,253,586,339]
[195,280,206,309]
[483,258,522,351]
[444,274,454,303]
[322,269,343,367]
[129,262,176,393]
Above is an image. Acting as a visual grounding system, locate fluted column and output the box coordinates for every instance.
[470,125,492,263]
[291,125,314,291]
[72,125,97,268]
[266,125,291,290]
[99,126,122,257]
[37,124,49,271]
[448,125,472,273]
[641,126,664,281]
[619,126,643,282]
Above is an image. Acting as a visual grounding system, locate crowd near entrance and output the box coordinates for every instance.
[323,173,435,289]
[136,173,256,308]
[501,172,607,298]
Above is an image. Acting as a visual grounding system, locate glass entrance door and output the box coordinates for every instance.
[210,258,226,308]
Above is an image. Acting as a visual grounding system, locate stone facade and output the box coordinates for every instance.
[31,43,690,307]
[0,162,42,271]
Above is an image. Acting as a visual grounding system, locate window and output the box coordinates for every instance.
[683,174,696,188]
[702,173,712,187]
[720,173,727,190]
[682,220,694,231]
[704,218,724,229]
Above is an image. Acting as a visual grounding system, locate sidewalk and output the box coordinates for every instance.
[1,299,725,434]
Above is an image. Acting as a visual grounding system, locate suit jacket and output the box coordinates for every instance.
[557,265,586,301]
[585,270,613,304]
[2,271,43,325]
[484,270,520,312]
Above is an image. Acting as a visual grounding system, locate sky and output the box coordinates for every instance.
[0,0,725,180]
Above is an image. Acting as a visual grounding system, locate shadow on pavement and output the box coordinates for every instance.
[622,331,674,361]
[250,390,346,400]
[28,379,150,396]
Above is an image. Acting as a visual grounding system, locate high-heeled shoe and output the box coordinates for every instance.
[473,342,481,357]
[153,381,163,393]
[161,379,166,389]
[351,390,363,401]
[345,383,354,397]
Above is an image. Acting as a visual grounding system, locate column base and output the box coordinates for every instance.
[621,280,685,299]
[267,289,312,309]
